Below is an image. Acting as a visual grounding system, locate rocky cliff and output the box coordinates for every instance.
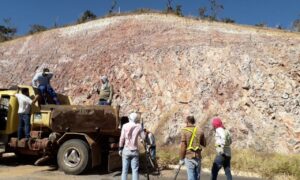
[0,14,299,153]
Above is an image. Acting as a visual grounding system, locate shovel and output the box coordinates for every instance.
[174,164,182,180]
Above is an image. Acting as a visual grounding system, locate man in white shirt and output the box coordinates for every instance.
[119,112,145,180]
[32,68,60,105]
[14,88,38,140]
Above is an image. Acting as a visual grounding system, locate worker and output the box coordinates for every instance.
[119,112,145,180]
[32,68,60,105]
[143,128,156,160]
[96,75,113,105]
[179,116,206,180]
[210,117,232,180]
[14,88,38,140]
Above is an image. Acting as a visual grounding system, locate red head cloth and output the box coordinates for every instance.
[212,117,224,129]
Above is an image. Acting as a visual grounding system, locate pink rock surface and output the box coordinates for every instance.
[0,14,299,153]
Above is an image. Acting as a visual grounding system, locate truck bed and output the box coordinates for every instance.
[42,105,120,135]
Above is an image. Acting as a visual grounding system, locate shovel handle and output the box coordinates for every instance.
[174,164,182,180]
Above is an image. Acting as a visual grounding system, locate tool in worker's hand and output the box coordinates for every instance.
[174,164,182,180]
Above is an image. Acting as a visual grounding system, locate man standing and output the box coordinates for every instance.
[14,88,38,140]
[119,112,145,180]
[97,75,113,105]
[32,68,60,105]
[143,128,156,160]
[179,116,206,180]
[210,117,232,180]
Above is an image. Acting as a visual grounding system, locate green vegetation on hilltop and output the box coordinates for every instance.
[3,0,300,43]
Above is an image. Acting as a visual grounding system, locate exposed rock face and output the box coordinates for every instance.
[0,14,299,153]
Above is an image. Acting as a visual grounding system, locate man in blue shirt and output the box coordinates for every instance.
[32,68,60,105]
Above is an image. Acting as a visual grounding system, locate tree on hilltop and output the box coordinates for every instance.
[28,24,47,34]
[255,22,267,27]
[221,18,235,23]
[0,18,17,42]
[292,18,300,32]
[199,7,207,19]
[77,10,97,24]
[166,0,174,13]
[108,0,118,14]
[209,0,224,21]
[175,5,183,16]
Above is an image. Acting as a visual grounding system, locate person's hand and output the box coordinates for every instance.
[216,145,224,155]
[146,147,150,153]
[119,150,122,156]
[179,159,185,165]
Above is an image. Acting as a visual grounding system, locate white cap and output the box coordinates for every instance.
[101,75,108,81]
[129,113,138,123]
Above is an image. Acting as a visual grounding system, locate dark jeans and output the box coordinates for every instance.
[211,154,232,180]
[38,84,60,104]
[98,100,111,106]
[149,146,156,160]
[18,113,31,140]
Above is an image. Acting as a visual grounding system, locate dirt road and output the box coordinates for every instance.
[0,156,261,180]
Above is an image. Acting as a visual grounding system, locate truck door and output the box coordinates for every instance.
[0,95,10,154]
[0,95,10,131]
[0,94,18,135]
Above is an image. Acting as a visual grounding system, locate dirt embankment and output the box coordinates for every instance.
[0,14,299,153]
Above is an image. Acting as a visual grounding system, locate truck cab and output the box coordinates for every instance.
[0,85,71,146]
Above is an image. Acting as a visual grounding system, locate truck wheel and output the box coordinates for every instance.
[57,139,90,175]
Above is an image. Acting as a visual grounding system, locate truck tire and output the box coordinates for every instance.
[57,139,90,175]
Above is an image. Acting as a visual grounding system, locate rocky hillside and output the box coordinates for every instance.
[0,14,299,153]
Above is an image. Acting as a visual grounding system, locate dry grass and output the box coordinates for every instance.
[157,144,300,179]
[156,145,180,169]
[231,149,300,179]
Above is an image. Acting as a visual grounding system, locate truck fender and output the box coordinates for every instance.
[57,133,101,168]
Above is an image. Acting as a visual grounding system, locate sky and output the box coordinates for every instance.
[0,0,299,35]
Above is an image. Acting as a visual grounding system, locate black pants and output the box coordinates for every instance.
[211,154,232,180]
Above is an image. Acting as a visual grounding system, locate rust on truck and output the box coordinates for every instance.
[47,105,120,135]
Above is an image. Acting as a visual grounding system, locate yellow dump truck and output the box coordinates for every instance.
[0,85,123,174]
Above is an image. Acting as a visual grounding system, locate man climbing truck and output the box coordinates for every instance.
[0,85,122,175]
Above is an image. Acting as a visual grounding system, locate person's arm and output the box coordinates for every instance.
[118,126,126,156]
[32,95,40,105]
[149,133,155,146]
[45,72,53,79]
[87,85,99,99]
[108,85,113,103]
[179,131,187,160]
[96,85,100,94]
[139,125,146,140]
[119,126,126,149]
[148,133,153,145]
[32,73,39,88]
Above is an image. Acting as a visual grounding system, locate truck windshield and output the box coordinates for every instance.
[0,95,10,130]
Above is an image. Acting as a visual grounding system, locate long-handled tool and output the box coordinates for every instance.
[174,164,182,180]
[142,118,150,180]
